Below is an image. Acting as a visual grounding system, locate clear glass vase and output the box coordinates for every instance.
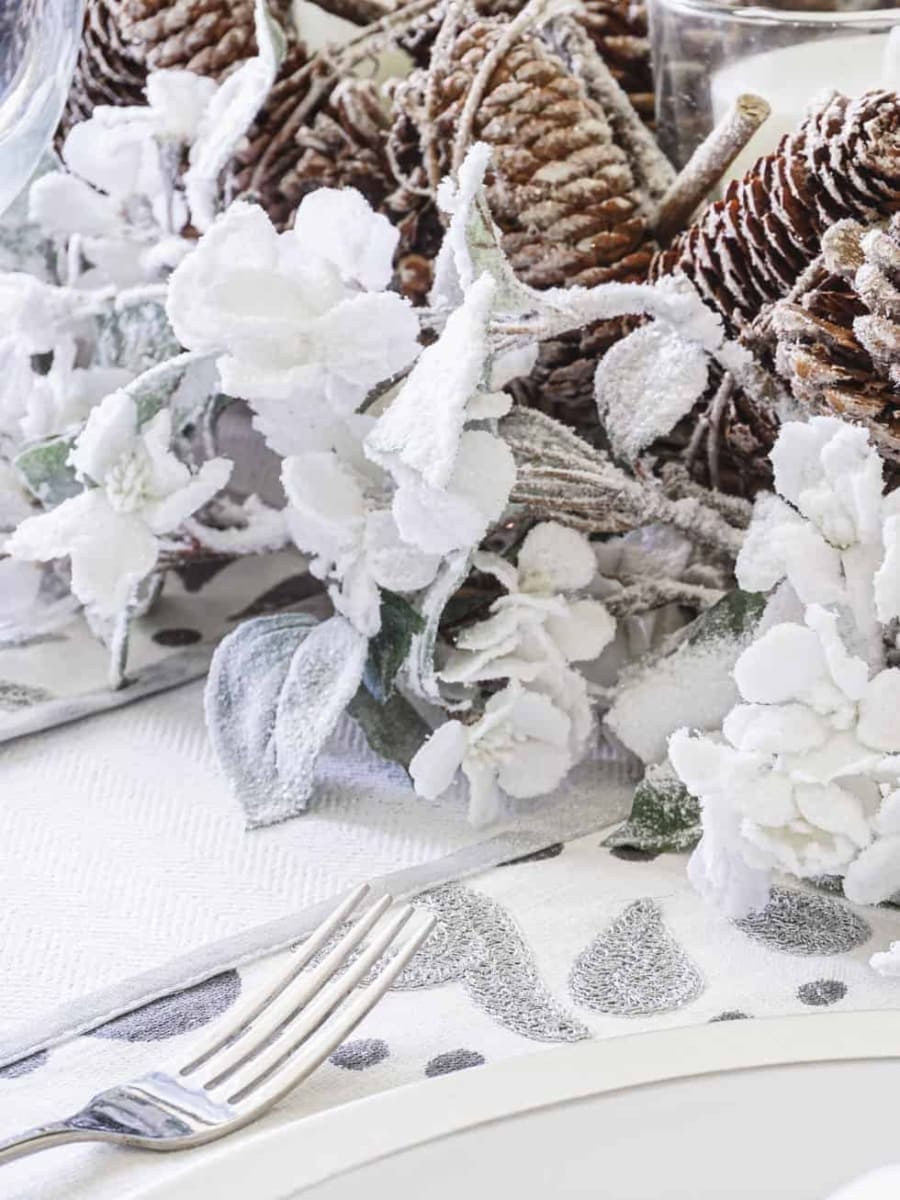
[0,0,83,217]
[649,0,900,172]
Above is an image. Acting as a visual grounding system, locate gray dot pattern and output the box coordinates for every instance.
[797,979,848,1007]
[425,1050,485,1077]
[92,971,241,1041]
[330,1039,390,1071]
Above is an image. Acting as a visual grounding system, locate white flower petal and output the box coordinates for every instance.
[410,720,468,799]
[874,514,900,623]
[291,187,399,292]
[687,801,771,919]
[462,759,504,827]
[723,702,828,755]
[282,451,366,564]
[28,172,119,238]
[142,456,232,535]
[496,739,572,800]
[364,510,441,594]
[365,274,495,489]
[843,835,900,905]
[858,669,900,752]
[145,69,218,142]
[69,391,138,485]
[733,623,828,705]
[517,522,596,594]
[544,598,615,663]
[793,782,871,848]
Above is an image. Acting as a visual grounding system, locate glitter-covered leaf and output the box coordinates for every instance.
[204,612,368,827]
[604,764,701,855]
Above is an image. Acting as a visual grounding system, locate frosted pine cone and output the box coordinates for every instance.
[763,215,900,465]
[653,90,900,334]
[392,12,656,289]
[61,0,148,131]
[398,0,653,126]
[224,64,394,232]
[60,0,294,135]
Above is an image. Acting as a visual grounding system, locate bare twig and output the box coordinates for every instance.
[655,93,770,243]
[604,577,725,617]
[450,0,551,174]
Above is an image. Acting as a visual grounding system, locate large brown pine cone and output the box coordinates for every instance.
[760,214,900,466]
[60,0,294,136]
[392,12,656,289]
[398,0,653,127]
[652,90,900,336]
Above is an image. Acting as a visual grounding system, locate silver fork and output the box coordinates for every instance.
[0,885,434,1166]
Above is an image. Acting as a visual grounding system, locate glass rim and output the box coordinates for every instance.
[649,0,900,26]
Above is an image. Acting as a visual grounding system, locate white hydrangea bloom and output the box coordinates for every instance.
[365,273,516,556]
[670,603,900,916]
[28,70,216,287]
[737,417,900,660]
[167,197,420,454]
[5,391,232,615]
[409,680,575,826]
[440,521,615,686]
[281,431,441,637]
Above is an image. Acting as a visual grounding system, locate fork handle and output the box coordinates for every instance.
[0,1121,93,1166]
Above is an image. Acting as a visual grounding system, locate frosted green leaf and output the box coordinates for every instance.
[14,437,80,506]
[605,764,701,855]
[204,612,368,827]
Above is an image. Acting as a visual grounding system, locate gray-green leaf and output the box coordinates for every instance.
[364,591,424,702]
[687,588,766,647]
[347,686,431,771]
[204,612,368,828]
[604,765,701,855]
[14,437,80,505]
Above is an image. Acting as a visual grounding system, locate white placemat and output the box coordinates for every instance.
[0,678,637,1065]
[2,833,900,1200]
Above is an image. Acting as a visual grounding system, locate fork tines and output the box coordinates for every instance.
[178,885,434,1111]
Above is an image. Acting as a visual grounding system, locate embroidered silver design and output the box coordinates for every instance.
[569,899,704,1016]
[734,886,871,956]
[397,885,590,1043]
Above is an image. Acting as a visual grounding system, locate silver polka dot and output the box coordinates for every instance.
[330,1038,389,1071]
[798,979,847,1007]
[425,1050,484,1077]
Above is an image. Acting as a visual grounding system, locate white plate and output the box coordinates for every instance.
[137,1012,900,1200]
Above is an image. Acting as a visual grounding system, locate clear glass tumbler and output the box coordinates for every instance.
[0,0,83,217]
[649,0,900,172]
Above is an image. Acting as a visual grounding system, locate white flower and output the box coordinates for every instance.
[0,337,130,446]
[670,603,900,915]
[410,681,575,825]
[28,70,222,286]
[737,417,900,658]
[167,197,420,453]
[282,437,440,637]
[0,559,79,643]
[5,391,231,615]
[440,521,614,685]
[365,273,516,556]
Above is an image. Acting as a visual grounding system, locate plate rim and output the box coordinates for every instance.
[135,1010,900,1200]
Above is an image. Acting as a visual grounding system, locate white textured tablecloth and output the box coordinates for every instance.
[0,679,637,1065]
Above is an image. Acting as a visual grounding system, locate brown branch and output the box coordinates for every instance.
[655,93,771,244]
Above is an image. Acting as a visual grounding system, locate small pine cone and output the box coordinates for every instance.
[225,61,394,232]
[762,214,900,465]
[652,90,900,335]
[393,13,656,289]
[60,0,294,136]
